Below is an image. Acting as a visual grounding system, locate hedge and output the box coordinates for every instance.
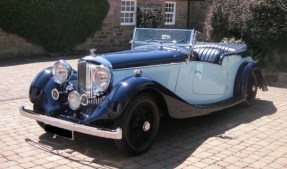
[205,0,287,67]
[0,0,109,52]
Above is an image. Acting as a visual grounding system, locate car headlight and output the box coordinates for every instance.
[52,60,73,84]
[92,65,111,91]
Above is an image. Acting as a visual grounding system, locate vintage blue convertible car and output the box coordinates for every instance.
[20,28,268,155]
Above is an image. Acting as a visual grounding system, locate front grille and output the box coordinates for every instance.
[78,60,105,116]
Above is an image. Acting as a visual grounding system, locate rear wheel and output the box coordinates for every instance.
[242,71,258,106]
[114,94,160,156]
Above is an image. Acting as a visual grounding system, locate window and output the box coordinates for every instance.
[165,2,176,25]
[121,0,137,25]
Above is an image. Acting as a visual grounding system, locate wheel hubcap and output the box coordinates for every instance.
[143,121,151,132]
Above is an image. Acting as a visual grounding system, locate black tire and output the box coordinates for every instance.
[242,71,258,106]
[114,94,160,156]
[33,104,45,129]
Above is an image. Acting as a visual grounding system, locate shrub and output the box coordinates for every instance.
[0,0,109,52]
[205,0,287,67]
[246,0,287,49]
[137,6,163,28]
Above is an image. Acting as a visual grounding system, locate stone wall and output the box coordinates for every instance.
[188,1,207,32]
[165,0,189,29]
[77,0,189,53]
[0,28,45,58]
[76,0,134,54]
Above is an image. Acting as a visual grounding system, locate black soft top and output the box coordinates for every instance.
[195,42,249,57]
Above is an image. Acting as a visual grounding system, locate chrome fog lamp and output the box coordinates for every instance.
[92,65,111,91]
[52,60,73,84]
[68,91,81,110]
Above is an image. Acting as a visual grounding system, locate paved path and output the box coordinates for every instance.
[0,58,286,169]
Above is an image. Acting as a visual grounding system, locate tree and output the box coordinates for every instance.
[0,0,109,52]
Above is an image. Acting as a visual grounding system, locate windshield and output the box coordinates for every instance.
[132,28,195,49]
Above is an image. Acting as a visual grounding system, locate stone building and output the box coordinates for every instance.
[0,0,207,58]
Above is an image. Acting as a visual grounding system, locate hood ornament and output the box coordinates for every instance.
[134,69,142,77]
[90,48,97,56]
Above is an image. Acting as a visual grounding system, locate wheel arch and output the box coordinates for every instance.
[233,62,254,98]
[106,76,170,120]
[29,67,78,114]
[136,88,169,118]
[29,67,54,104]
[233,61,267,99]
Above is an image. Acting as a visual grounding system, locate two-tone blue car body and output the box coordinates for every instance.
[20,28,268,155]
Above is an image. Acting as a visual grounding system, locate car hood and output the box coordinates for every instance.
[100,49,187,69]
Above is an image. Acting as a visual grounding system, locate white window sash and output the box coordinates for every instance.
[165,1,176,25]
[121,0,137,26]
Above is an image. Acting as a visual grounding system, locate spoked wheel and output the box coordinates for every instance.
[243,71,258,106]
[115,94,160,156]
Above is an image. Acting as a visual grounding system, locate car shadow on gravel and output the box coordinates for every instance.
[30,99,276,169]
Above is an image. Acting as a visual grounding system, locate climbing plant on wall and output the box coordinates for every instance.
[0,0,109,52]
[137,5,163,28]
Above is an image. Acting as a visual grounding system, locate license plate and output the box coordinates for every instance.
[44,124,74,140]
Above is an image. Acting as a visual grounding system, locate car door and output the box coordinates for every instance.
[192,62,227,95]
[175,59,228,104]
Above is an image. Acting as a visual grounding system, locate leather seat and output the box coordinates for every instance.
[193,48,221,63]
[195,44,235,54]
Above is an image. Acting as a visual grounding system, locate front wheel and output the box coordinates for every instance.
[114,94,160,156]
[242,71,258,106]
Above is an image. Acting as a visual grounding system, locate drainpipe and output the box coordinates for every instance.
[187,0,191,29]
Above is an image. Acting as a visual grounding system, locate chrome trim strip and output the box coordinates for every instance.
[80,55,113,69]
[19,106,122,140]
[113,62,184,71]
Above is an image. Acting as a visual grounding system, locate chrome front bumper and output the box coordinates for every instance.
[19,106,122,140]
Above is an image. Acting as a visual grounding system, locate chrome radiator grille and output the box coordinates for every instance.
[78,60,105,116]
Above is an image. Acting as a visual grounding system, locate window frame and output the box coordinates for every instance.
[164,1,176,25]
[120,0,137,26]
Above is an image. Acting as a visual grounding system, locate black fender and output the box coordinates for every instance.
[233,62,252,98]
[29,67,77,114]
[233,62,268,99]
[101,76,168,120]
[29,67,54,104]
